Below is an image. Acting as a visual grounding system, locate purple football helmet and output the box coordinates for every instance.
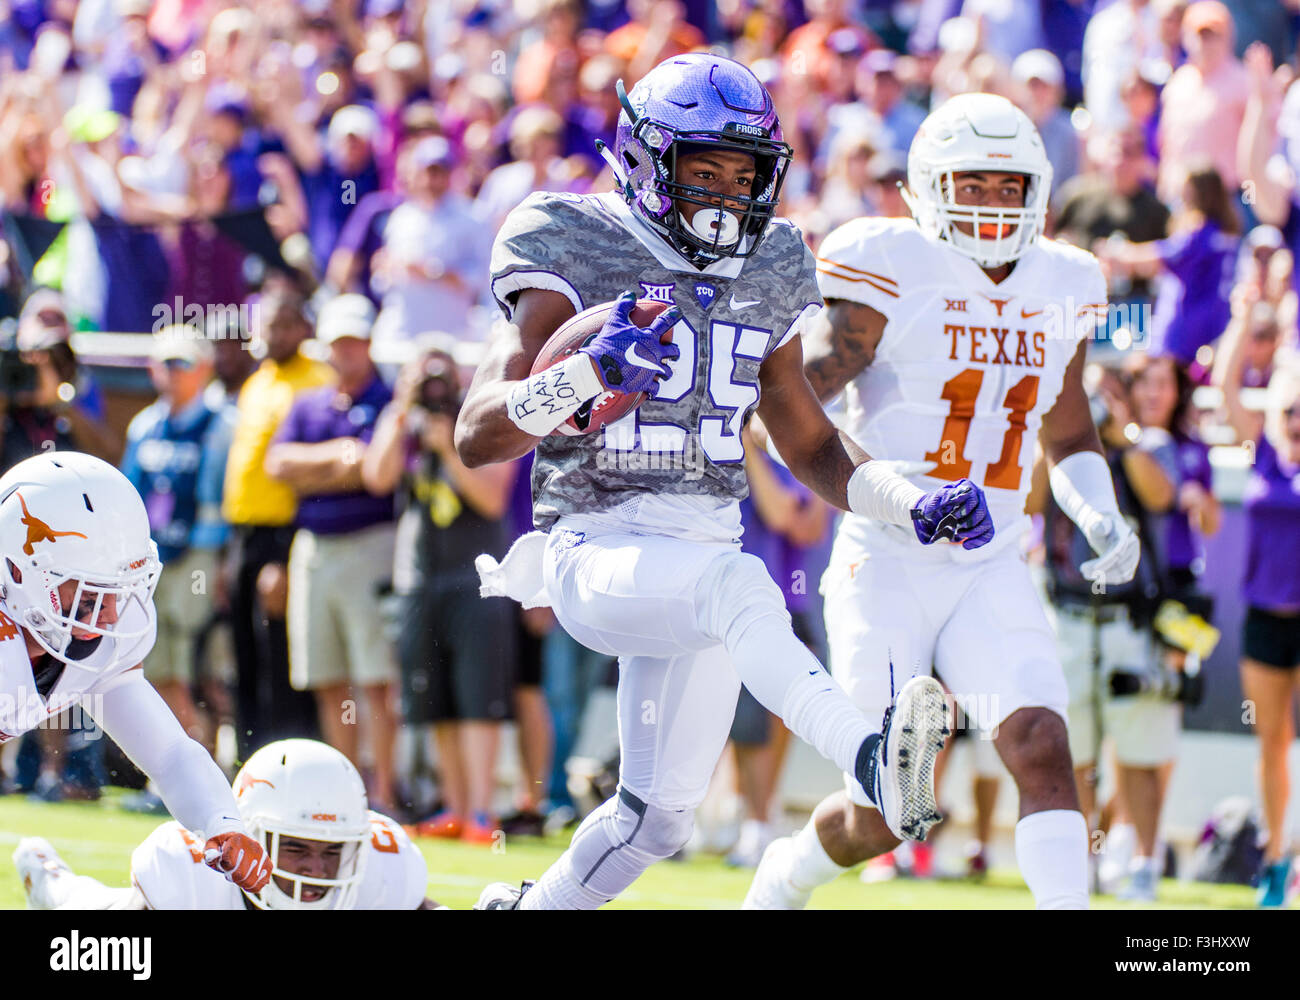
[605,53,792,265]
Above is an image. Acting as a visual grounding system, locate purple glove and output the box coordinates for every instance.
[910,479,995,550]
[578,291,682,396]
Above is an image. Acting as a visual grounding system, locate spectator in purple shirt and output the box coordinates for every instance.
[264,294,400,814]
[265,100,383,274]
[1099,163,1240,363]
[1123,353,1222,591]
[1217,296,1300,906]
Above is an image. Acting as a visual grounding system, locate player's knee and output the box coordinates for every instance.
[621,791,694,859]
[999,708,1074,786]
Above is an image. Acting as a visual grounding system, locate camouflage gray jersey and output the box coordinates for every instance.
[491,190,822,531]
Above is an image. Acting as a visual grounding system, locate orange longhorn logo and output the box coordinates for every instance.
[235,772,276,798]
[16,493,87,556]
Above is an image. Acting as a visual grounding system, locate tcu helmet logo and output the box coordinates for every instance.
[16,493,88,556]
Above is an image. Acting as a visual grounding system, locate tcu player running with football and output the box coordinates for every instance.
[14,739,440,909]
[457,54,994,910]
[0,452,270,894]
[744,93,1140,911]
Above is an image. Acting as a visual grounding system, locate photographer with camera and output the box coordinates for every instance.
[1,290,120,469]
[1042,354,1220,902]
[362,346,517,843]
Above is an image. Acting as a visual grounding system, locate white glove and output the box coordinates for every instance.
[1079,513,1140,586]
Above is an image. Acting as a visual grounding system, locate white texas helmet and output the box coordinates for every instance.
[0,451,160,667]
[903,92,1053,267]
[234,739,371,910]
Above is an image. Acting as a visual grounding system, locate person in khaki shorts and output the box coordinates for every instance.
[121,328,236,753]
[265,295,399,813]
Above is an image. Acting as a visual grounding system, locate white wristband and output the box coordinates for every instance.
[847,461,927,525]
[506,353,606,437]
[1048,450,1121,534]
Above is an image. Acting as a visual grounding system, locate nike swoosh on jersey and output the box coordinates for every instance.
[1020,308,1044,318]
[729,294,761,310]
[624,344,664,371]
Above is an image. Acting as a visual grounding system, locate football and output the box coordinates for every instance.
[529,298,673,436]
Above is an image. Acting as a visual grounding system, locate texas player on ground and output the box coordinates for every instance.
[14,739,441,909]
[744,93,1140,911]
[457,53,995,911]
[0,452,269,894]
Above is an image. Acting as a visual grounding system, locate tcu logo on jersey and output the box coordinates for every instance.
[638,282,676,304]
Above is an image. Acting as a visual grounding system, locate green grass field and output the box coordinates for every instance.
[0,793,1258,910]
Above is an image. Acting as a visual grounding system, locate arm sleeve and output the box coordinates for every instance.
[815,218,903,322]
[489,192,586,319]
[89,670,244,840]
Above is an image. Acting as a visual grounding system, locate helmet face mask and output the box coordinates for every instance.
[610,55,793,266]
[233,739,371,911]
[252,831,366,910]
[903,94,1053,268]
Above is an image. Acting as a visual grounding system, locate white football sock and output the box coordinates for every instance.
[697,553,876,783]
[519,797,620,910]
[786,818,850,893]
[520,790,691,909]
[722,612,874,778]
[1015,809,1089,910]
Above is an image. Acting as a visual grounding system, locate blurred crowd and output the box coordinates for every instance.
[1,0,1300,905]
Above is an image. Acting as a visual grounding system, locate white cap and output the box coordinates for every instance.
[152,325,213,364]
[327,105,379,149]
[316,294,376,343]
[1012,49,1065,88]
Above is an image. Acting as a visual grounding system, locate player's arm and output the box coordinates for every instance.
[757,334,994,549]
[1040,341,1140,584]
[1238,41,1290,227]
[88,668,271,892]
[455,288,581,468]
[456,289,679,468]
[802,298,887,403]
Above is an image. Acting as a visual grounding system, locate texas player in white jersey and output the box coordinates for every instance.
[0,452,270,894]
[744,93,1140,911]
[14,739,442,910]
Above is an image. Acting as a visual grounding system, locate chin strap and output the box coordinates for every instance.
[594,139,630,192]
[615,78,637,122]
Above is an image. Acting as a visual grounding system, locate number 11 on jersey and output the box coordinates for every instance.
[924,368,1040,489]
